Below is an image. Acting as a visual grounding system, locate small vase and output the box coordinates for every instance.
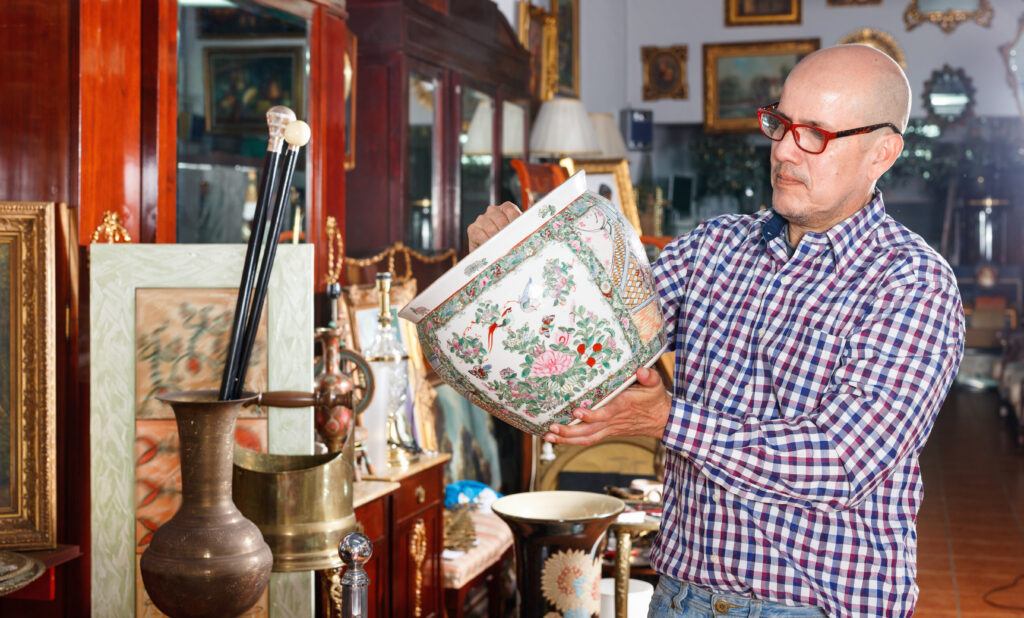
[140,390,273,618]
[492,491,624,618]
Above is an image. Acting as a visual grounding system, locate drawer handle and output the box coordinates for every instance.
[414,485,426,504]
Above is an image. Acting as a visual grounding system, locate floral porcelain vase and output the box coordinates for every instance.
[399,172,666,435]
[491,491,625,617]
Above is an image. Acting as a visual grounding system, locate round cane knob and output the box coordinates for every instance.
[284,120,312,149]
[339,532,372,568]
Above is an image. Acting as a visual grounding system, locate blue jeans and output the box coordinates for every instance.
[648,576,828,617]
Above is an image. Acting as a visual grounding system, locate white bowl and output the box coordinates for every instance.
[399,172,666,435]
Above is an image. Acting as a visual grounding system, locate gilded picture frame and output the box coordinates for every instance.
[642,45,688,101]
[90,245,315,618]
[564,159,642,236]
[726,0,801,26]
[344,32,358,171]
[0,202,56,550]
[551,0,579,97]
[703,38,820,133]
[903,0,993,34]
[518,1,557,101]
[838,28,907,68]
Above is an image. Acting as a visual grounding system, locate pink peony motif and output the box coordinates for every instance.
[531,349,574,377]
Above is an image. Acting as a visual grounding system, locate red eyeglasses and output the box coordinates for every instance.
[757,102,902,155]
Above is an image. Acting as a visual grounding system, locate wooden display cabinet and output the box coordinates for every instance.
[345,0,531,259]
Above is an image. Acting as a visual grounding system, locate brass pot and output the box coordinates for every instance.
[233,447,357,571]
[139,390,273,618]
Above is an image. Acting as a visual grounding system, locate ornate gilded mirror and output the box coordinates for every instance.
[903,0,993,33]
[922,64,975,127]
[838,28,907,68]
[1000,14,1024,118]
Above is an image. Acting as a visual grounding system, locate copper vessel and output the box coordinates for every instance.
[139,390,273,618]
[233,448,357,572]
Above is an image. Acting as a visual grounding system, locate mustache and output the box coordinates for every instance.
[772,163,809,186]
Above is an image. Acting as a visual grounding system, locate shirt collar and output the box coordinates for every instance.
[759,191,887,269]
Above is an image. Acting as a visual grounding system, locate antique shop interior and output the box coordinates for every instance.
[2,0,1024,616]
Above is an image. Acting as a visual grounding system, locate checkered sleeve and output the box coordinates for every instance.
[651,228,703,352]
[662,275,965,511]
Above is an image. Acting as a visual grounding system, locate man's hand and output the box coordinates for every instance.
[544,367,671,445]
[467,202,522,252]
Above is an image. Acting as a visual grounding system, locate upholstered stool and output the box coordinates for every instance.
[442,510,513,618]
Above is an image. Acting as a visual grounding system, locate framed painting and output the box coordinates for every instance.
[0,202,56,550]
[551,0,579,97]
[91,244,314,618]
[564,159,642,235]
[703,38,820,132]
[204,46,304,134]
[344,32,358,171]
[726,0,801,26]
[518,1,557,101]
[642,45,688,101]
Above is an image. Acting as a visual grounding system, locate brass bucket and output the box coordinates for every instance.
[233,448,357,572]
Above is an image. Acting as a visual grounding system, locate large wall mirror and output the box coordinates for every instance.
[1001,15,1024,119]
[176,0,310,243]
[922,64,975,127]
[903,0,994,33]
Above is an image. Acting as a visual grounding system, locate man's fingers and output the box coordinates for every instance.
[636,366,663,388]
[497,202,522,224]
[546,422,609,446]
[475,214,501,237]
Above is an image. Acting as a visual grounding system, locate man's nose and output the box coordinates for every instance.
[771,127,803,164]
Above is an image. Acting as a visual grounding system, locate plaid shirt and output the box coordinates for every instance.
[649,193,964,617]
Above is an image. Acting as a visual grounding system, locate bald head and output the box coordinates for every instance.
[785,44,911,132]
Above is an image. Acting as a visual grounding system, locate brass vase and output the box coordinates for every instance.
[492,491,624,618]
[139,390,273,618]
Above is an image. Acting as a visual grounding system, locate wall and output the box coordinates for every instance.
[577,0,1024,122]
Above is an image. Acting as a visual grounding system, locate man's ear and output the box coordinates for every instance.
[871,133,904,177]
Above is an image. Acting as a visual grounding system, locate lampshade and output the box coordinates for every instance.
[588,112,628,159]
[462,100,527,157]
[529,97,600,158]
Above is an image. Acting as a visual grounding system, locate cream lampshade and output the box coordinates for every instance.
[463,100,527,157]
[588,112,628,159]
[529,97,600,158]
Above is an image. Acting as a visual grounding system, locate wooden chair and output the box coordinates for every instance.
[509,159,568,210]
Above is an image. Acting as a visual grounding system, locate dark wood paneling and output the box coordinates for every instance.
[0,1,73,203]
[309,7,349,290]
[141,0,177,243]
[79,0,141,243]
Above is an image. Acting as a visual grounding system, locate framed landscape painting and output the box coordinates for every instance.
[726,0,801,25]
[703,38,819,132]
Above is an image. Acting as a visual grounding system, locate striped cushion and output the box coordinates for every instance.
[442,510,513,589]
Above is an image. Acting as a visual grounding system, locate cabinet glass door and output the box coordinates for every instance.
[458,88,495,243]
[500,100,528,206]
[407,72,439,252]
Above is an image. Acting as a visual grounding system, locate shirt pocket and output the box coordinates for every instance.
[773,327,846,417]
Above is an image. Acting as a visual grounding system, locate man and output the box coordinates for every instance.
[468,45,964,617]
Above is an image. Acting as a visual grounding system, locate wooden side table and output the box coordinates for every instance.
[368,453,451,618]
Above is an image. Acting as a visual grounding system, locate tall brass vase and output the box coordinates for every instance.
[139,391,273,618]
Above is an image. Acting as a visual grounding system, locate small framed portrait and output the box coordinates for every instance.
[726,0,801,26]
[203,46,304,134]
[565,159,642,235]
[703,38,819,132]
[642,45,688,101]
[551,0,579,97]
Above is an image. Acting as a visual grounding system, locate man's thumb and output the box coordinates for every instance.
[636,366,661,387]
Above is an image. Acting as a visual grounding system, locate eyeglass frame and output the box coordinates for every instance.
[756,102,902,154]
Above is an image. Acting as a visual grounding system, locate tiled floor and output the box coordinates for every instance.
[916,387,1024,617]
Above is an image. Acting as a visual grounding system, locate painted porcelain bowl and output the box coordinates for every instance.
[398,172,666,435]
